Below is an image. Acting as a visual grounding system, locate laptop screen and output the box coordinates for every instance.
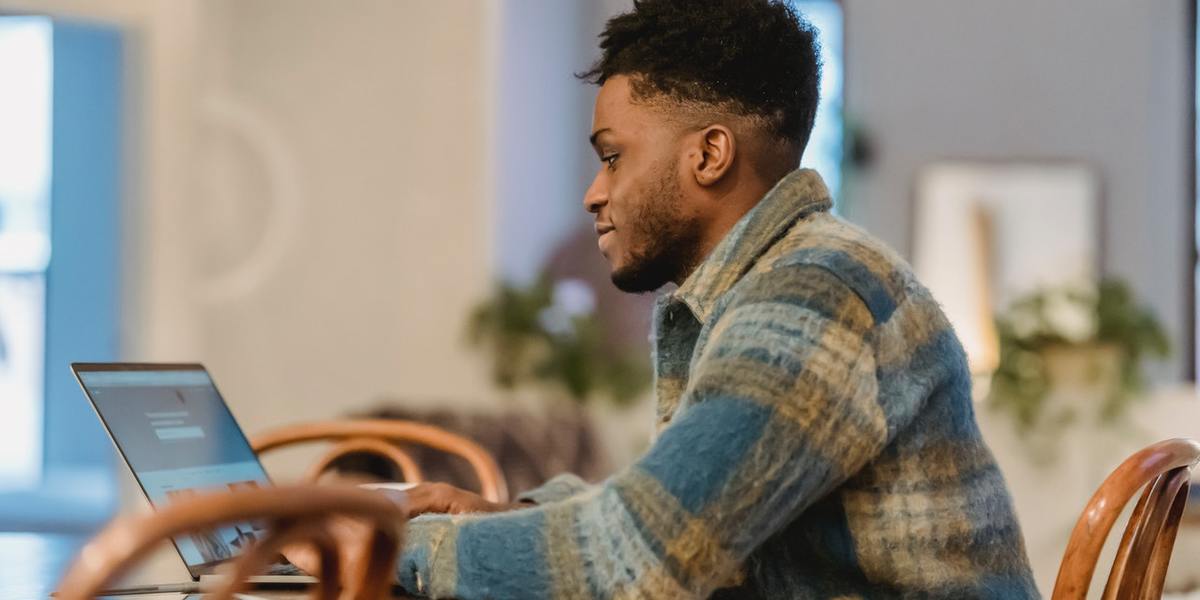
[73,364,272,576]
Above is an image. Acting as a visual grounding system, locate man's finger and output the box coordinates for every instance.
[402,484,452,516]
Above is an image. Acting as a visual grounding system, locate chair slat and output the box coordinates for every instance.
[1140,471,1190,600]
[1115,468,1188,599]
[1101,473,1158,600]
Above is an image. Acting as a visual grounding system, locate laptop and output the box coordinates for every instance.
[70,362,317,594]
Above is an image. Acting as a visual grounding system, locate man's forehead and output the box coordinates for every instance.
[596,75,633,110]
[592,75,649,137]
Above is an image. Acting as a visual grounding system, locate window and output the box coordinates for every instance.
[794,0,845,207]
[0,17,122,531]
[0,17,52,491]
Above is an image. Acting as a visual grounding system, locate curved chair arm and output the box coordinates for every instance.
[306,436,425,484]
[56,484,406,600]
[253,418,508,503]
[1052,437,1200,599]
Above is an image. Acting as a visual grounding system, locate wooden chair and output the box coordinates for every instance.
[56,484,405,600]
[252,418,509,503]
[1052,437,1200,599]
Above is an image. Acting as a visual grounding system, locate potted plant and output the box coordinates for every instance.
[988,279,1170,441]
[465,274,651,406]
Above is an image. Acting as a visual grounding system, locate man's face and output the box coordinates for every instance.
[584,76,703,293]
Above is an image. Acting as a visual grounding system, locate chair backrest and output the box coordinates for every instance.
[56,484,405,600]
[1052,438,1200,600]
[252,418,509,503]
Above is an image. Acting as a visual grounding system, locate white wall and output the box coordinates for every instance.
[0,0,504,456]
[186,0,498,436]
[842,0,1193,380]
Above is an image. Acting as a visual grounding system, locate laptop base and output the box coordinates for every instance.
[88,574,319,596]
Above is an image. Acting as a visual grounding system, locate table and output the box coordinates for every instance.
[0,532,416,599]
[0,532,86,600]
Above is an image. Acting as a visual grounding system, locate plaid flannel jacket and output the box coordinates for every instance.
[396,169,1038,599]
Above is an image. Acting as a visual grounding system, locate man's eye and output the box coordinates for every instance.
[602,154,619,169]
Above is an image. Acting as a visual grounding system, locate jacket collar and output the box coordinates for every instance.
[671,168,832,322]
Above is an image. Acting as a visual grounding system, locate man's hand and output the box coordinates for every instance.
[279,514,374,583]
[403,482,529,517]
[279,482,529,578]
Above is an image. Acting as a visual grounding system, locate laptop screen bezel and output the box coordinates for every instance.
[71,362,276,579]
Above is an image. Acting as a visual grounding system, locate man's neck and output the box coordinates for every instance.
[672,178,775,286]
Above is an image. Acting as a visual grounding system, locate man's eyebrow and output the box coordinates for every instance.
[589,128,612,148]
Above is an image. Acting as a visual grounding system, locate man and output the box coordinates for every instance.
[290,0,1038,597]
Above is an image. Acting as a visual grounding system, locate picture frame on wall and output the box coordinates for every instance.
[910,161,1102,374]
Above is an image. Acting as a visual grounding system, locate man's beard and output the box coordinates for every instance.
[610,167,703,293]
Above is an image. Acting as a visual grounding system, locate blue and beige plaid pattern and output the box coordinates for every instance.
[396,169,1038,599]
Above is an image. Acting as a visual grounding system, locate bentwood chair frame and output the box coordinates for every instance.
[252,418,509,503]
[56,484,406,600]
[1052,437,1200,600]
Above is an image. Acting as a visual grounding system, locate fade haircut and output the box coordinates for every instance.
[580,0,823,158]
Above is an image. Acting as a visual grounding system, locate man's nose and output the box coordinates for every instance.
[583,173,607,214]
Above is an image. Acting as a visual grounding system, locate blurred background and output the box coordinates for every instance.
[0,0,1195,595]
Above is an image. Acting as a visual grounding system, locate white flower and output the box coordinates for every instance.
[1043,289,1097,343]
[536,279,596,336]
[538,307,573,336]
[1009,304,1042,339]
[552,279,596,318]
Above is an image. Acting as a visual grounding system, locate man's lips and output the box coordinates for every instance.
[595,223,615,254]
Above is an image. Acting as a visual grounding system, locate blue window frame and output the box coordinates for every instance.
[0,17,122,531]
[0,16,53,492]
[794,0,844,207]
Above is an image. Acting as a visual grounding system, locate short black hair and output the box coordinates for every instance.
[581,0,822,153]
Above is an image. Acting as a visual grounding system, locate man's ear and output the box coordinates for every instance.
[689,125,736,187]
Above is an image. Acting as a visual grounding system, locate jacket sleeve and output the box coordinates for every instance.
[397,265,903,598]
[514,473,595,505]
